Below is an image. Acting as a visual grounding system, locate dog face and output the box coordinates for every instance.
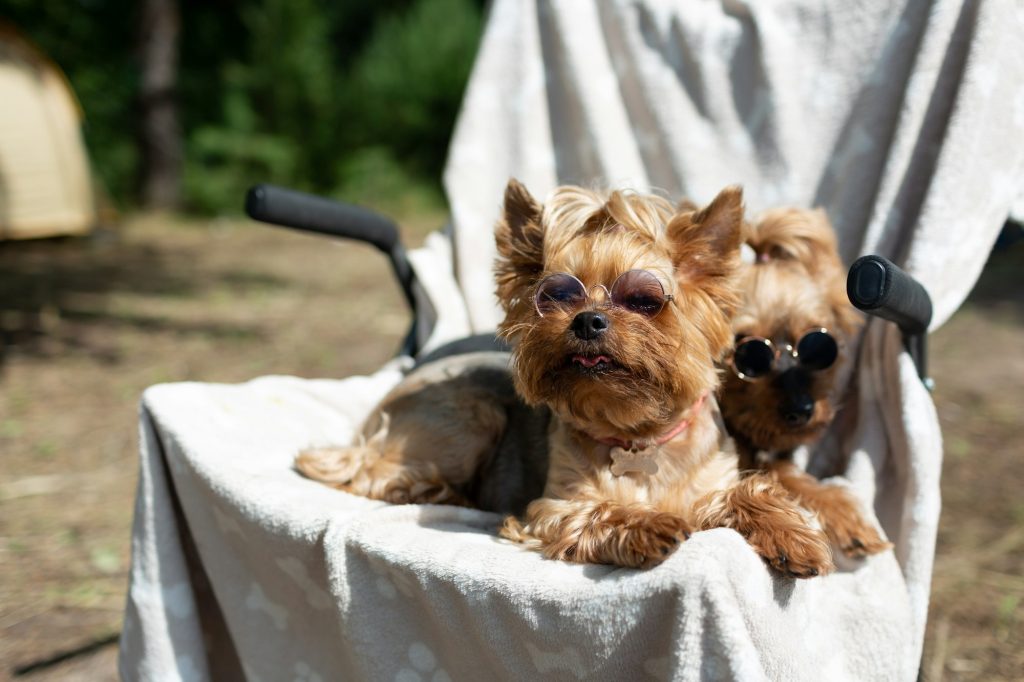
[494,179,743,441]
[719,208,862,453]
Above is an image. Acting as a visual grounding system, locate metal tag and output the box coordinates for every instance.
[610,446,659,476]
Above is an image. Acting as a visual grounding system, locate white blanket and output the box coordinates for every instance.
[121,0,1024,679]
[120,363,922,681]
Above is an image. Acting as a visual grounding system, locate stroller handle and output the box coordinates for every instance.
[847,255,932,335]
[244,184,419,346]
[847,255,933,385]
[245,184,400,254]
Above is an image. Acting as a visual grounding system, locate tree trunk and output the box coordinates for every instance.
[138,0,182,210]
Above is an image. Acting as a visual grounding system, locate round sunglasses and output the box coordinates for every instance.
[730,328,839,381]
[533,269,674,318]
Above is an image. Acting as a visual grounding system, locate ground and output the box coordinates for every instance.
[0,212,1021,680]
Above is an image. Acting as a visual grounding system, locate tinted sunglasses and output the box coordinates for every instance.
[730,328,839,380]
[534,269,674,318]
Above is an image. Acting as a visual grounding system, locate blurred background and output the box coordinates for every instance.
[0,0,1020,679]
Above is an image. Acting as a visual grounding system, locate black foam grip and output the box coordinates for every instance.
[245,184,399,254]
[847,255,933,336]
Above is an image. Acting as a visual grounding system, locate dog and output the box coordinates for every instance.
[297,181,833,576]
[717,207,890,558]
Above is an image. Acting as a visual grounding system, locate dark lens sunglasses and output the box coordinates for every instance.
[730,328,839,381]
[534,269,673,318]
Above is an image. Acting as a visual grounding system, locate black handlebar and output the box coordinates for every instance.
[847,255,933,335]
[244,183,415,308]
[847,255,933,386]
[244,183,421,355]
[245,184,401,254]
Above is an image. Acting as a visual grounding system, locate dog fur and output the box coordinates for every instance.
[297,181,833,575]
[718,207,890,558]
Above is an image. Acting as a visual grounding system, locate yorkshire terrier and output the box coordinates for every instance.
[297,181,833,576]
[718,207,890,558]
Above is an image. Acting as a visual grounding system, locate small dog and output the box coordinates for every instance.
[718,207,889,557]
[298,181,832,575]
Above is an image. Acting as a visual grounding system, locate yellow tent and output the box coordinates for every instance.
[0,24,96,240]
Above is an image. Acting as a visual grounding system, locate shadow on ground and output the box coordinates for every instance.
[0,230,281,368]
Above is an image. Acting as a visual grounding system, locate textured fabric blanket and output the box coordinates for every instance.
[121,0,1023,679]
[120,364,920,682]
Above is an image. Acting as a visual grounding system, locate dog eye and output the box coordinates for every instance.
[620,294,662,315]
[610,270,668,317]
[541,285,583,303]
[796,330,838,370]
[534,274,587,314]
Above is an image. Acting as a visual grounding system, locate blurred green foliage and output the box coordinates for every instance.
[2,0,483,213]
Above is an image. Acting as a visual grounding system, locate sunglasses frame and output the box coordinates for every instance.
[533,269,674,319]
[730,327,838,381]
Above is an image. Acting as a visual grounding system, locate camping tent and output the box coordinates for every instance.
[0,24,96,240]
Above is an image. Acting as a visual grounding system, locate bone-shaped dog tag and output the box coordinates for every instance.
[610,446,659,476]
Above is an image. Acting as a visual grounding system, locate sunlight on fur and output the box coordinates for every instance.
[296,180,835,576]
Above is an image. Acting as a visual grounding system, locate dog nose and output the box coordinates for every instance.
[571,311,609,340]
[780,394,815,426]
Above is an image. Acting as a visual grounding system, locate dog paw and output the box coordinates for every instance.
[538,510,690,569]
[748,524,834,579]
[381,478,468,507]
[827,520,892,559]
[614,512,692,569]
[812,488,893,558]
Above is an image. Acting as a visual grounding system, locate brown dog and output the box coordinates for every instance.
[298,181,833,576]
[718,207,890,558]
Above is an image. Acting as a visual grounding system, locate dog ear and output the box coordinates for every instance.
[667,185,744,292]
[664,186,743,360]
[495,178,544,312]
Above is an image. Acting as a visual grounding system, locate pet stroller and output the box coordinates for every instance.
[119,1,1024,680]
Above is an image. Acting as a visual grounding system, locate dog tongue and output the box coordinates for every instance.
[573,354,612,368]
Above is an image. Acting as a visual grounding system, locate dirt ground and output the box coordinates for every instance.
[0,211,1021,680]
